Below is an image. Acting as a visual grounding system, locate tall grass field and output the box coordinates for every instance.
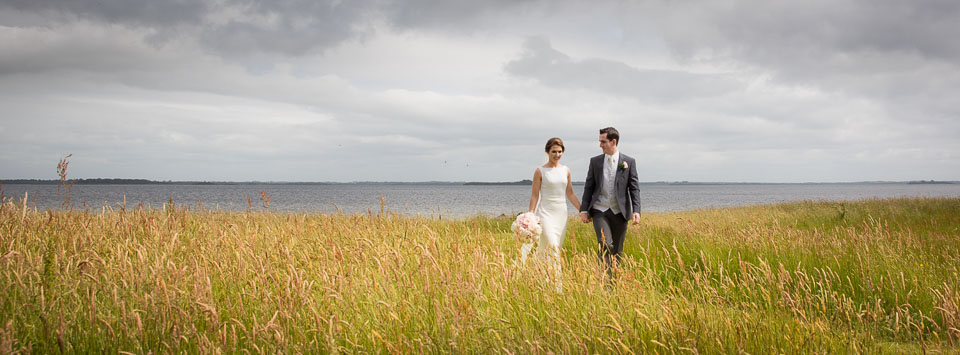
[1,196,958,353]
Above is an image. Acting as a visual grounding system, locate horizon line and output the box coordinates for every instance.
[1,178,957,185]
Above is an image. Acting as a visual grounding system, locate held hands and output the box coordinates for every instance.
[578,212,636,224]
[579,212,592,223]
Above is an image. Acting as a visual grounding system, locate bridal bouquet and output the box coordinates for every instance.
[511,212,542,244]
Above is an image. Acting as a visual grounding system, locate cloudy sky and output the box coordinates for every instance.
[1,0,958,182]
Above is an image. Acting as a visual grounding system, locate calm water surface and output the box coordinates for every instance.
[3,183,959,218]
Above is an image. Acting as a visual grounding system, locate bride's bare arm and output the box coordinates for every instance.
[528,168,542,212]
[566,169,581,210]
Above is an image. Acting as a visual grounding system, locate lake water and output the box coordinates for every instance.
[2,183,959,218]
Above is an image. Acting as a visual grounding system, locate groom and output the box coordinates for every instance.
[579,127,641,274]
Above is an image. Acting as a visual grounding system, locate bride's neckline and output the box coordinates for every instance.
[542,164,564,169]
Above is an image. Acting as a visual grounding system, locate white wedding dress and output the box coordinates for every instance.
[520,165,569,290]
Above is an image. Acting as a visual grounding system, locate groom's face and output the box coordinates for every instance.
[599,133,617,155]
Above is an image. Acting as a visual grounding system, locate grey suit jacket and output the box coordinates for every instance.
[579,153,641,218]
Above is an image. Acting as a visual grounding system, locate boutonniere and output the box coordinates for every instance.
[619,161,628,170]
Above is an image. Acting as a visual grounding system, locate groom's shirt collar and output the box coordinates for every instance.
[604,152,620,164]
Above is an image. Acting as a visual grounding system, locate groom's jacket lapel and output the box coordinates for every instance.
[589,155,603,208]
[593,155,603,183]
[615,156,627,191]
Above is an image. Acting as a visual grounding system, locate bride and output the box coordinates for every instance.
[522,137,582,289]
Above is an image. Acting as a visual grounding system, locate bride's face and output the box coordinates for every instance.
[548,146,564,163]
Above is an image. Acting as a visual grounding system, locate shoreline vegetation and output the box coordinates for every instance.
[1,178,956,185]
[1,196,958,352]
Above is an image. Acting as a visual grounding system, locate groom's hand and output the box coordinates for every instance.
[631,212,641,225]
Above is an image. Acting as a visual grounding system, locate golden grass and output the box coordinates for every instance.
[1,197,958,353]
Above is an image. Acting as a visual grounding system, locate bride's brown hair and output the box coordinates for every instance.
[544,137,565,153]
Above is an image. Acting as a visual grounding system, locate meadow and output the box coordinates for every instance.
[1,196,958,353]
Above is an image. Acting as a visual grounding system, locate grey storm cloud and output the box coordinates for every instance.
[383,0,543,30]
[0,0,544,56]
[0,0,209,26]
[636,0,960,66]
[0,0,377,56]
[636,0,960,97]
[504,37,742,101]
[624,0,960,139]
[196,0,379,56]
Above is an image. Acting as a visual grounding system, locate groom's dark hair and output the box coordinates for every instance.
[600,127,619,145]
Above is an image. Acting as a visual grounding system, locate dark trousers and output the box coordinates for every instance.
[590,208,627,271]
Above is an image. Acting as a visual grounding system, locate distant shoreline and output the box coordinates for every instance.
[464,180,532,186]
[1,178,956,186]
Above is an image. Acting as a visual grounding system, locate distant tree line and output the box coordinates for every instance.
[0,178,160,185]
[464,180,534,186]
[0,179,333,185]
